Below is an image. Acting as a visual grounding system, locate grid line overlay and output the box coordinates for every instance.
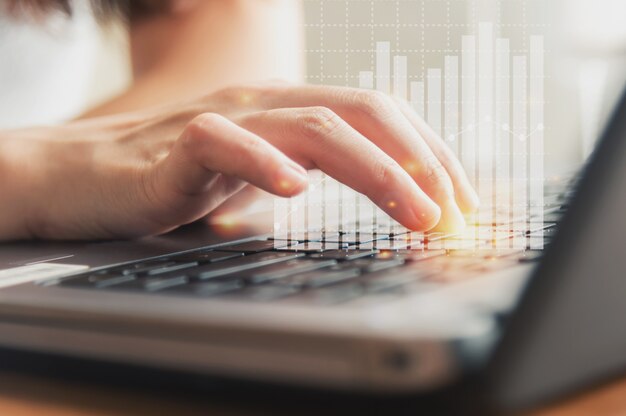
[275,0,548,249]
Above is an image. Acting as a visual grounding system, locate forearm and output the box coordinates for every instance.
[82,0,305,118]
[0,129,42,240]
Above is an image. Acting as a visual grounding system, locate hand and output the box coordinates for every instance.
[0,82,479,240]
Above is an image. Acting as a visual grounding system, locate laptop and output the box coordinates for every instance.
[0,86,624,413]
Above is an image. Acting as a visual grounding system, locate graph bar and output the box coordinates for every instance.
[323,177,339,232]
[512,56,528,248]
[444,56,459,155]
[376,42,391,94]
[495,38,511,248]
[461,36,476,188]
[393,56,408,100]
[529,36,545,248]
[307,174,323,233]
[461,35,477,239]
[359,71,374,89]
[273,197,289,246]
[410,81,425,116]
[427,68,442,136]
[478,22,494,238]
[290,193,305,235]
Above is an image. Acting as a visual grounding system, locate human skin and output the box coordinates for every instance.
[0,1,478,241]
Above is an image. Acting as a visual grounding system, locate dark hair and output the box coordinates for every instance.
[4,0,169,21]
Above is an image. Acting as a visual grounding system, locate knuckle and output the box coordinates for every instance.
[424,155,453,189]
[296,107,343,140]
[239,134,265,156]
[212,86,245,102]
[188,112,222,132]
[354,90,395,117]
[373,159,401,189]
[183,113,223,147]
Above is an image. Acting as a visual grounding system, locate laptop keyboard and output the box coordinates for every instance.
[46,179,576,306]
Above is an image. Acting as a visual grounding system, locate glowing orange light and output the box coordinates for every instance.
[278,179,292,191]
[240,93,254,105]
[403,161,419,175]
[387,200,397,209]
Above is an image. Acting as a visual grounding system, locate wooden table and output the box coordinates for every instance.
[1,371,626,416]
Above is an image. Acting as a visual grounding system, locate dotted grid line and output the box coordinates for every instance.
[420,0,425,87]
[395,0,400,57]
[319,0,326,231]
[304,49,542,53]
[370,0,375,77]
[303,23,550,28]
[345,0,350,86]
[320,0,325,84]
[304,49,540,53]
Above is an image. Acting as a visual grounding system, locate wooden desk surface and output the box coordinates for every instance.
[1,371,626,416]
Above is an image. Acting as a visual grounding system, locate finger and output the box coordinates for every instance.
[237,107,442,231]
[392,96,480,213]
[163,113,308,197]
[146,113,309,225]
[255,85,467,232]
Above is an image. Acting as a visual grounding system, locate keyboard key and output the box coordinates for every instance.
[301,269,361,288]
[216,240,289,253]
[165,280,244,296]
[117,260,177,276]
[352,240,423,251]
[307,250,377,261]
[269,231,338,242]
[236,285,300,302]
[171,251,243,264]
[398,249,447,261]
[190,252,304,280]
[112,275,188,291]
[146,262,198,276]
[351,258,405,273]
[309,283,364,305]
[249,259,337,284]
[323,233,388,244]
[277,242,349,252]
[363,274,419,293]
[61,273,136,289]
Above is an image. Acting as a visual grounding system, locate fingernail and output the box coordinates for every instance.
[411,198,441,230]
[276,164,308,193]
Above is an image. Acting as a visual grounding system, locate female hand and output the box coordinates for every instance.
[0,82,479,240]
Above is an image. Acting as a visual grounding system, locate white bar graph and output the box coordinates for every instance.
[461,35,477,189]
[393,56,408,100]
[410,81,425,117]
[359,71,374,89]
[427,68,442,136]
[495,38,511,248]
[277,20,545,252]
[376,42,391,94]
[512,55,528,248]
[478,23,494,235]
[529,36,545,249]
[444,56,459,155]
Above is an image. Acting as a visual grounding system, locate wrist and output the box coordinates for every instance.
[0,130,49,240]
